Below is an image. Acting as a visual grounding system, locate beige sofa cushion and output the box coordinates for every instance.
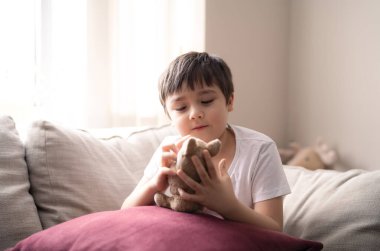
[0,116,42,250]
[25,120,177,229]
[25,120,136,229]
[283,165,380,251]
[119,125,178,177]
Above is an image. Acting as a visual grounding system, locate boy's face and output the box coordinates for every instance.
[165,83,234,143]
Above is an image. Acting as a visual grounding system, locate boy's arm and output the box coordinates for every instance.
[121,176,155,209]
[121,166,176,209]
[219,196,283,231]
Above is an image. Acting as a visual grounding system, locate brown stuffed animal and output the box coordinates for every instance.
[154,137,221,213]
[280,139,337,170]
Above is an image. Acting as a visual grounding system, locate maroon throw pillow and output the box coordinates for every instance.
[8,206,323,251]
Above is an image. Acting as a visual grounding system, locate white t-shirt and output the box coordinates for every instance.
[144,124,291,208]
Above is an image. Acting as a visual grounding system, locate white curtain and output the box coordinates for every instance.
[0,0,38,131]
[0,0,205,130]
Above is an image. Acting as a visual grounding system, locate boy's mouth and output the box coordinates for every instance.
[192,125,208,131]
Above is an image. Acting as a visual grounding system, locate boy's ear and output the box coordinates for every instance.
[227,93,234,112]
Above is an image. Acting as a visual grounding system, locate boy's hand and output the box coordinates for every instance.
[147,166,176,193]
[160,135,191,168]
[150,135,191,193]
[177,150,238,216]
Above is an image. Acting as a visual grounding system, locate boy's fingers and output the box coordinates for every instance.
[162,152,176,159]
[162,143,178,153]
[161,135,190,154]
[203,150,217,178]
[160,151,177,167]
[178,188,197,202]
[177,169,201,192]
[161,167,177,176]
[191,155,210,184]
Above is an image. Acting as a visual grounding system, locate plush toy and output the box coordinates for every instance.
[154,137,221,213]
[278,141,301,164]
[279,139,337,170]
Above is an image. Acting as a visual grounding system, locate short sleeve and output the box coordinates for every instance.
[251,142,291,203]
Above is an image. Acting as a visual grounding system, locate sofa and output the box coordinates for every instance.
[1,115,379,251]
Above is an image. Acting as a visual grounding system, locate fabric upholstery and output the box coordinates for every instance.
[8,206,323,251]
[118,124,178,179]
[3,115,379,251]
[283,165,380,251]
[25,120,138,229]
[0,116,42,250]
[24,121,177,229]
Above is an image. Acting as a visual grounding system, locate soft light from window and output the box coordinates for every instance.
[0,0,205,130]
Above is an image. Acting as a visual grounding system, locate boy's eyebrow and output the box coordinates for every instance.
[170,96,185,103]
[198,89,217,95]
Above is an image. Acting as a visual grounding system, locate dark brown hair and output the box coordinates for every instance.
[158,52,234,113]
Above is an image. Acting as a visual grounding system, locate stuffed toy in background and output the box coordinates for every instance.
[154,137,221,213]
[279,139,337,170]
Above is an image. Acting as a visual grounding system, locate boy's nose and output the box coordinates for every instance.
[190,108,204,120]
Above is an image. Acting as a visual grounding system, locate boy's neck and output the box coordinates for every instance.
[215,125,236,169]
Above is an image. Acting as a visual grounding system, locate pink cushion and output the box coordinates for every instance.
[8,206,323,251]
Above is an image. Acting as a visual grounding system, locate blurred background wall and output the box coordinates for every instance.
[205,0,380,171]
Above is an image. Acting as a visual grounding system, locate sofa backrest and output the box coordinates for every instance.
[0,116,178,249]
[2,115,380,251]
[24,120,178,229]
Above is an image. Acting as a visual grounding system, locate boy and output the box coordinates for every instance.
[121,52,290,232]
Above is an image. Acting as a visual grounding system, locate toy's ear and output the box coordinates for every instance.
[206,139,221,157]
[183,137,197,155]
[315,139,338,166]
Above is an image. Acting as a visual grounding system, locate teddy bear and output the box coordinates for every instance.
[154,137,221,213]
[279,138,337,170]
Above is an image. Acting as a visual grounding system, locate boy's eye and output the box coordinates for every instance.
[201,99,214,105]
[174,106,186,112]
